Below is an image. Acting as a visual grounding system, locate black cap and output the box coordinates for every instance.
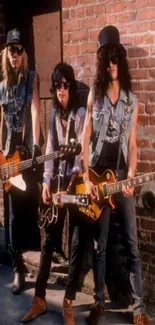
[97,25,126,56]
[6,28,23,47]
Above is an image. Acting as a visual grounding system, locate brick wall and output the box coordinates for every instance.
[62,0,155,302]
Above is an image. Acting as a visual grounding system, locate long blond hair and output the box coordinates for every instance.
[1,47,29,88]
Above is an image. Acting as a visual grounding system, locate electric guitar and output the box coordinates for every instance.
[38,192,89,228]
[0,143,81,192]
[75,168,155,222]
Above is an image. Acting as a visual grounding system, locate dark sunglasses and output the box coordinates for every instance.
[105,49,119,67]
[8,45,24,56]
[54,81,70,90]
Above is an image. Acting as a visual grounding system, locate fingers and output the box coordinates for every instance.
[42,185,51,204]
[122,184,134,197]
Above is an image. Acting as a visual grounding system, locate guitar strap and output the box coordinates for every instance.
[115,94,130,180]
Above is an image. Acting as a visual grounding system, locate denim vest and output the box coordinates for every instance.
[0,71,35,156]
[89,89,138,168]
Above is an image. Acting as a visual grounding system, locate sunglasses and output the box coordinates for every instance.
[105,49,119,67]
[8,45,24,56]
[54,81,70,90]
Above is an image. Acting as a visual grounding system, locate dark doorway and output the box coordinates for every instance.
[4,0,62,98]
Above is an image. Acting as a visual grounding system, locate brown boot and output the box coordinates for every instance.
[63,298,75,325]
[133,314,150,325]
[21,296,46,323]
[86,302,104,325]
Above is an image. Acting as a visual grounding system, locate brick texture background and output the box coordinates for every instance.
[62,0,155,302]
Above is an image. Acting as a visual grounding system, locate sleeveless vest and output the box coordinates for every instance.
[89,89,138,168]
[0,71,36,156]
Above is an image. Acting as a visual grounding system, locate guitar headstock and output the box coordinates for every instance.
[59,142,81,157]
[76,194,89,207]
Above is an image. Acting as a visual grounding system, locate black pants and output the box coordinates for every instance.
[35,207,66,298]
[7,170,40,270]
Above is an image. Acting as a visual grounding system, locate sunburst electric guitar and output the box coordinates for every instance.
[75,168,155,222]
[0,143,81,192]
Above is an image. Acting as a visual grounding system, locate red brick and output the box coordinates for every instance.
[143,34,154,45]
[64,43,80,56]
[137,92,149,104]
[79,0,95,3]
[80,42,97,54]
[70,55,85,68]
[130,69,149,80]
[118,12,137,23]
[138,230,151,242]
[137,8,155,21]
[150,21,155,31]
[85,53,96,65]
[106,1,126,13]
[62,9,69,20]
[62,0,78,7]
[149,69,155,79]
[145,105,155,115]
[150,116,155,126]
[133,35,143,46]
[135,0,148,8]
[63,20,80,32]
[140,218,155,232]
[70,30,88,42]
[94,3,105,15]
[128,47,149,58]
[63,32,70,43]
[141,252,151,263]
[74,7,85,18]
[137,139,150,149]
[89,29,100,41]
[128,22,149,34]
[70,9,75,19]
[137,103,145,114]
[106,14,117,25]
[137,162,151,173]
[128,58,138,69]
[149,93,155,102]
[86,5,94,16]
[138,115,149,126]
[140,150,155,161]
[97,15,107,27]
[80,17,97,29]
[143,126,155,136]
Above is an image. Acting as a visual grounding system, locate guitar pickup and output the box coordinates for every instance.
[102,183,109,198]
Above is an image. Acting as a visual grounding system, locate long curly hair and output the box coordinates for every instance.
[51,62,80,111]
[94,44,132,101]
[1,47,28,88]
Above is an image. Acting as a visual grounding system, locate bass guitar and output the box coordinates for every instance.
[75,168,155,222]
[0,143,81,192]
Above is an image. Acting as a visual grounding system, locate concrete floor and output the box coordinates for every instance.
[0,265,154,325]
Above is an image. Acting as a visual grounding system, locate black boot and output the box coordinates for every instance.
[12,267,25,295]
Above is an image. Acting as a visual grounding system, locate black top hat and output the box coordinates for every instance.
[97,25,126,56]
[6,28,23,47]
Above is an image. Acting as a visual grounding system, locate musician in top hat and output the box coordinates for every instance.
[0,28,43,295]
[80,25,149,325]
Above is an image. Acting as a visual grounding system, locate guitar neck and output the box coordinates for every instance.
[17,151,62,172]
[106,172,155,196]
[58,194,77,204]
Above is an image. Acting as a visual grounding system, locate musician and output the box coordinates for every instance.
[0,28,43,295]
[51,26,150,325]
[21,62,85,323]
[81,25,149,325]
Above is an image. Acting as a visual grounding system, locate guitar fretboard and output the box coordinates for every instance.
[106,172,155,196]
